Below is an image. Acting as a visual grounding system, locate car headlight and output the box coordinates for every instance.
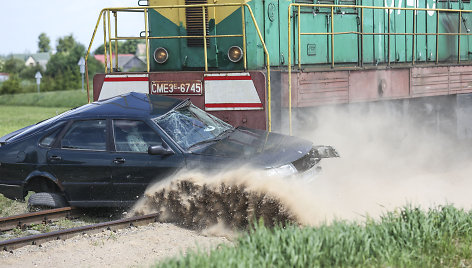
[154,47,168,64]
[266,163,297,177]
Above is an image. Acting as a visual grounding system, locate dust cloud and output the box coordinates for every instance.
[296,101,472,222]
[130,100,472,229]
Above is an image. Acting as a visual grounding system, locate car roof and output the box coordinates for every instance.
[62,92,184,120]
[1,93,184,144]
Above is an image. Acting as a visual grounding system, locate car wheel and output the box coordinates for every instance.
[27,192,69,210]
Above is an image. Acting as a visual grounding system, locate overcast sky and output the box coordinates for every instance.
[0,0,143,55]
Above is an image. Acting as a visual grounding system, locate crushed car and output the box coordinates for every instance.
[0,92,338,208]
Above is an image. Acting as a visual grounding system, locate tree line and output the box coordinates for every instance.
[0,33,140,95]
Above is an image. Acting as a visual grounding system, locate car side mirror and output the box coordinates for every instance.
[148,144,174,155]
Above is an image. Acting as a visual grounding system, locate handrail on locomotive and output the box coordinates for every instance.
[85,2,472,135]
[288,3,472,134]
[84,3,273,131]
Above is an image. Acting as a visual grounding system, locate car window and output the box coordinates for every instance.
[60,120,107,151]
[39,123,65,147]
[113,120,162,153]
[153,103,232,150]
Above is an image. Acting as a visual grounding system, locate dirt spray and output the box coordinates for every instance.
[130,101,472,229]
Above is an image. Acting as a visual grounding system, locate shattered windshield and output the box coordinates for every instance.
[153,103,233,150]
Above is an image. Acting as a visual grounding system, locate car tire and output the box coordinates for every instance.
[27,192,68,210]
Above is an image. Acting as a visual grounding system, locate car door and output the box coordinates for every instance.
[47,119,113,203]
[110,119,184,202]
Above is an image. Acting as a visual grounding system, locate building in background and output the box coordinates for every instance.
[8,53,51,70]
[24,52,50,70]
[94,54,145,72]
[136,43,146,62]
[0,73,9,82]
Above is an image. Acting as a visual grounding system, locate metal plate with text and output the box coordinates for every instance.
[150,81,203,95]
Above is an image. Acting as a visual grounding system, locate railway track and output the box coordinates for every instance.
[0,207,82,232]
[0,208,160,251]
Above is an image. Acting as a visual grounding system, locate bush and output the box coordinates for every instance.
[0,74,21,94]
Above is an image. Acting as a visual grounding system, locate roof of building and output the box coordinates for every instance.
[5,52,51,62]
[9,54,29,61]
[30,52,51,62]
[94,54,136,65]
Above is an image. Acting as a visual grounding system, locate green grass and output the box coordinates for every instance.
[0,90,89,136]
[0,89,90,108]
[157,205,472,267]
[0,195,28,217]
[0,106,70,136]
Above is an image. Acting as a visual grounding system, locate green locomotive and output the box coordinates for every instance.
[146,0,472,69]
[89,0,472,136]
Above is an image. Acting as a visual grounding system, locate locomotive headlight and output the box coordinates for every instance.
[228,46,243,63]
[153,47,168,64]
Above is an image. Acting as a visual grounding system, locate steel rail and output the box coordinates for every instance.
[0,207,81,232]
[0,213,160,251]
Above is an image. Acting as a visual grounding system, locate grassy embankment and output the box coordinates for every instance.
[0,90,88,216]
[0,90,89,136]
[159,205,472,267]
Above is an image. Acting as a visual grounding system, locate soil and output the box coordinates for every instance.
[0,223,231,268]
[130,171,298,229]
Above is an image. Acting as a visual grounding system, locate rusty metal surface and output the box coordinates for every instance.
[0,213,160,251]
[411,67,450,97]
[92,74,106,101]
[0,207,81,232]
[449,66,472,95]
[282,71,349,107]
[349,69,410,102]
[283,65,472,107]
[412,66,472,97]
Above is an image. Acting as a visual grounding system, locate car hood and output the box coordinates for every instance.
[193,127,313,168]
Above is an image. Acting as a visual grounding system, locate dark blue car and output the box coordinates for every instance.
[0,92,337,208]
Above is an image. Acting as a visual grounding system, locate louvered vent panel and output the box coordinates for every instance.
[185,0,209,47]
